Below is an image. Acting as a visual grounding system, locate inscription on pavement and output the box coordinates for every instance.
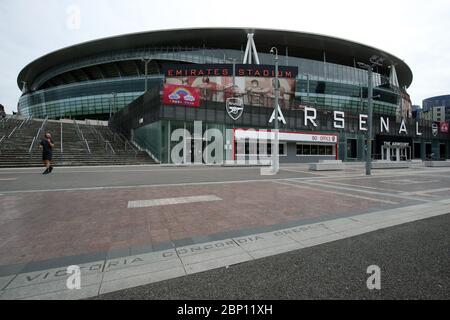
[17,223,329,286]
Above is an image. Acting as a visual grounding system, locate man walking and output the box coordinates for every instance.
[39,132,55,174]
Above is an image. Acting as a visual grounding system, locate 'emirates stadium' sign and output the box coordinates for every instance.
[163,64,298,79]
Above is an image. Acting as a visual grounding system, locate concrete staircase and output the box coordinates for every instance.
[0,117,157,168]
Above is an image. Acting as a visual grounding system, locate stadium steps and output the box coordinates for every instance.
[0,118,157,168]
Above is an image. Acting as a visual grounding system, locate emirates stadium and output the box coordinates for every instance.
[16,28,449,163]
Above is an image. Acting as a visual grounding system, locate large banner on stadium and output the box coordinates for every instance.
[163,84,201,107]
[163,64,298,109]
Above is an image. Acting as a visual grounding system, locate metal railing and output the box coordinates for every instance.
[28,116,48,154]
[107,123,139,156]
[85,138,91,154]
[7,126,18,138]
[73,119,91,154]
[133,135,160,163]
[105,141,115,155]
[17,118,27,130]
[90,125,106,144]
[114,131,138,155]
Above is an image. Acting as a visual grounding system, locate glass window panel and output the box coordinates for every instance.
[303,145,311,155]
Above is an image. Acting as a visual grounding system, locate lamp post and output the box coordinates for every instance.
[141,58,151,92]
[270,47,279,174]
[357,55,384,176]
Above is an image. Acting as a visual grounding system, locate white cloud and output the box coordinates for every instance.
[0,0,449,113]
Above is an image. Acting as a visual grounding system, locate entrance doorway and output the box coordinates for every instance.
[381,145,411,162]
[440,144,447,160]
[413,143,421,159]
[425,143,432,160]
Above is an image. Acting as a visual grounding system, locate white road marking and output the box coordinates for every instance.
[0,178,17,181]
[400,187,450,196]
[273,180,399,204]
[127,195,222,208]
[1,167,450,195]
[298,180,434,202]
[380,179,439,185]
[322,180,401,193]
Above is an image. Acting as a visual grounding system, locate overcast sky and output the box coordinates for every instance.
[1,0,449,114]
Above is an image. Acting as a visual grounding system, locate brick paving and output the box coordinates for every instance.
[0,181,402,266]
[0,166,448,268]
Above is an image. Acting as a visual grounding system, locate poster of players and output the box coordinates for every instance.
[163,64,297,109]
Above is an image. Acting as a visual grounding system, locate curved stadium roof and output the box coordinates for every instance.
[18,27,413,91]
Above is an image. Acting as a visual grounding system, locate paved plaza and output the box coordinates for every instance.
[0,164,449,299]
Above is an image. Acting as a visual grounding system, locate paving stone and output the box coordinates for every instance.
[275,223,337,242]
[6,261,105,289]
[0,275,15,291]
[103,259,183,282]
[22,284,100,300]
[233,231,298,252]
[337,225,378,238]
[99,267,186,295]
[175,239,239,259]
[248,243,304,260]
[298,233,347,248]
[322,218,364,233]
[184,253,253,275]
[0,273,103,300]
[104,249,178,273]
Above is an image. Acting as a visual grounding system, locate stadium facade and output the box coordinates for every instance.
[17,28,450,163]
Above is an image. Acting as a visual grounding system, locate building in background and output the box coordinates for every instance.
[412,105,422,120]
[423,95,450,122]
[17,28,449,163]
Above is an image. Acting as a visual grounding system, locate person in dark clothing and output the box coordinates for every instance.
[39,132,55,174]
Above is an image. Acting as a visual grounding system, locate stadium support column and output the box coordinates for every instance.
[142,58,151,92]
[270,47,279,174]
[367,66,373,176]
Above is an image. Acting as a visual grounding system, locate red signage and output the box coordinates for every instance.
[163,84,200,107]
[440,121,449,133]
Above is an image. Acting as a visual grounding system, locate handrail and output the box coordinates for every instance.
[133,136,160,163]
[85,138,91,154]
[73,119,90,154]
[18,118,27,129]
[108,124,139,156]
[96,127,106,143]
[28,137,36,154]
[8,126,18,138]
[28,116,48,154]
[90,126,103,143]
[105,141,115,155]
[0,135,5,145]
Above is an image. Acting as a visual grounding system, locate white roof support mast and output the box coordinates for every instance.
[242,33,260,65]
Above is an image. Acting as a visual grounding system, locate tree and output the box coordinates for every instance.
[0,104,6,118]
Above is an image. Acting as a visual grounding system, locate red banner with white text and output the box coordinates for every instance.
[163,84,201,107]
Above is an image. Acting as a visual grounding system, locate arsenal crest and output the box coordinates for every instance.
[226,98,244,121]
